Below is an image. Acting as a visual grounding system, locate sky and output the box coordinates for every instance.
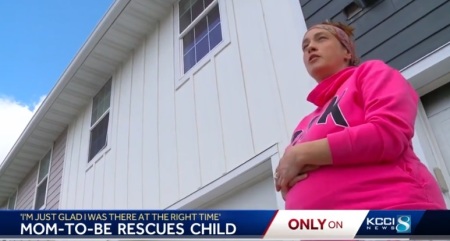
[0,0,114,162]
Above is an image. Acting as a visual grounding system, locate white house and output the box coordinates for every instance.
[0,0,449,212]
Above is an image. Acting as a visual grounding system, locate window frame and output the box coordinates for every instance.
[175,0,230,90]
[34,148,52,210]
[87,78,113,165]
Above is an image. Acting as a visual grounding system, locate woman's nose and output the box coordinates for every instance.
[306,44,317,53]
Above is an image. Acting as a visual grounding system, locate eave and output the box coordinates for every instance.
[0,0,177,205]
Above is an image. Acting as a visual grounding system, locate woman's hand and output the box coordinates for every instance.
[275,146,302,194]
[278,164,319,200]
[275,145,319,195]
[280,172,307,200]
[275,140,332,199]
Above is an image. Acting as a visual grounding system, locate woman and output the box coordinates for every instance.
[274,21,447,210]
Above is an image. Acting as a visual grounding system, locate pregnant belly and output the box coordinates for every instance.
[284,163,426,210]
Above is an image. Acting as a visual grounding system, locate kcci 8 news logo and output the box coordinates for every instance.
[365,215,411,233]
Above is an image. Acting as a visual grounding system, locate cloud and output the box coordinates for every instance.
[0,96,46,164]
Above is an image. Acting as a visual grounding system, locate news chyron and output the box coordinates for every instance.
[365,215,411,233]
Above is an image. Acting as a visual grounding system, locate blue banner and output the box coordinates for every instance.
[355,210,424,237]
[355,210,450,239]
[0,210,276,239]
[0,210,450,239]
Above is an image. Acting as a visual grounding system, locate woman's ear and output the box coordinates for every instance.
[344,49,352,64]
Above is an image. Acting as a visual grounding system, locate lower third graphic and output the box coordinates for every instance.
[366,215,411,233]
[396,215,411,233]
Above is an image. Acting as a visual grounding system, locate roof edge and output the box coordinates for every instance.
[0,0,131,175]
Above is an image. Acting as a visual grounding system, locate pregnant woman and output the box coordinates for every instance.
[274,21,446,210]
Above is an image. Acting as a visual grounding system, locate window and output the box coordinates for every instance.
[343,2,363,19]
[88,79,112,162]
[7,191,16,210]
[35,150,51,210]
[179,0,223,73]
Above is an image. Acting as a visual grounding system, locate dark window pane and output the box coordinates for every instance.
[184,48,196,73]
[182,2,221,73]
[209,23,222,49]
[204,0,213,9]
[194,18,208,43]
[180,10,192,33]
[89,113,109,161]
[91,80,111,125]
[35,180,47,209]
[196,36,210,62]
[179,0,191,16]
[208,5,220,29]
[191,0,204,22]
[38,151,51,181]
[183,29,195,54]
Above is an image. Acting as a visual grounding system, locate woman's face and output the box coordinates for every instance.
[302,28,352,82]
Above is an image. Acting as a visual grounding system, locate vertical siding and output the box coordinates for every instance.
[214,0,254,170]
[61,108,85,208]
[142,27,160,209]
[193,62,226,184]
[176,79,201,198]
[102,68,121,209]
[92,155,105,209]
[59,119,73,208]
[75,108,90,209]
[157,9,179,208]
[128,38,146,209]
[83,164,95,208]
[260,0,316,142]
[15,163,38,209]
[114,53,133,209]
[231,0,285,154]
[59,0,311,209]
[45,129,67,210]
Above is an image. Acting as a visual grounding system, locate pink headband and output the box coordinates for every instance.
[308,24,360,66]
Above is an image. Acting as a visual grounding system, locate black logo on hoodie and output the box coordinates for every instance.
[290,91,349,145]
[317,90,349,128]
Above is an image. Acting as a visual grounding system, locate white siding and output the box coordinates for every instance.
[61,108,85,208]
[260,0,316,143]
[194,62,227,184]
[200,175,278,209]
[83,163,95,208]
[176,80,202,198]
[115,53,133,209]
[60,0,311,209]
[128,39,146,209]
[76,106,90,209]
[46,129,67,209]
[214,7,254,170]
[92,155,105,209]
[102,67,122,209]
[59,120,73,209]
[421,82,450,206]
[231,0,285,153]
[142,27,160,209]
[157,10,179,208]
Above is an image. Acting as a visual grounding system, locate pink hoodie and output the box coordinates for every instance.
[285,60,446,210]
